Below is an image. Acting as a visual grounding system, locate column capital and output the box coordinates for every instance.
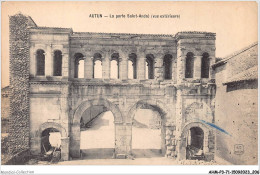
[154,52,164,58]
[85,56,94,61]
[179,46,186,51]
[177,47,187,56]
[85,52,93,58]
[120,52,129,59]
[137,52,146,58]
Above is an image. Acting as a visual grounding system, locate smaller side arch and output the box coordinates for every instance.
[36,122,69,161]
[39,122,67,138]
[181,122,210,138]
[178,122,212,160]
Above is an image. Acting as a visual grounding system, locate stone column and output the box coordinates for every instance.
[194,56,202,79]
[203,134,209,153]
[154,54,164,81]
[69,52,74,78]
[175,89,184,160]
[60,85,70,132]
[61,137,70,161]
[30,46,36,76]
[119,54,128,80]
[84,53,94,79]
[114,123,131,158]
[137,54,146,80]
[102,52,110,79]
[62,53,69,78]
[172,58,177,83]
[70,124,81,158]
[176,48,186,84]
[209,57,215,79]
[45,45,52,76]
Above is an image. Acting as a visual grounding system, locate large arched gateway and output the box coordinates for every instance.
[127,100,170,157]
[70,98,123,158]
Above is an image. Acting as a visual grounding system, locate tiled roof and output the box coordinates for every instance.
[175,31,215,35]
[212,42,258,68]
[223,66,258,84]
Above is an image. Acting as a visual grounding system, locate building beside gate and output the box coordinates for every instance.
[213,42,258,165]
[8,13,216,161]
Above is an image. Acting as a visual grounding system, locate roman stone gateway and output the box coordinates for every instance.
[9,13,216,161]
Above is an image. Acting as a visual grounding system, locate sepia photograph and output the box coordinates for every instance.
[1,1,258,174]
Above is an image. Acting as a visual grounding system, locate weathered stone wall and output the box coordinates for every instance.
[214,44,258,165]
[8,13,217,161]
[29,82,70,160]
[165,126,176,158]
[9,14,36,153]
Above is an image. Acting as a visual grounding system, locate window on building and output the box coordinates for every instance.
[74,53,84,78]
[94,53,102,79]
[110,53,119,79]
[145,54,154,79]
[201,53,210,78]
[53,50,62,76]
[36,49,45,76]
[128,53,137,79]
[163,54,173,80]
[185,52,194,78]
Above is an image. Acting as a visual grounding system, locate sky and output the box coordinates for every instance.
[1,1,258,88]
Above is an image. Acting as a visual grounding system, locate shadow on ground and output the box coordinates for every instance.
[80,148,115,159]
[132,149,163,158]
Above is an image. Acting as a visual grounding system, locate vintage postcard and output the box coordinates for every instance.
[1,1,258,174]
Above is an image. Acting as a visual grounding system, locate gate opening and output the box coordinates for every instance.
[80,106,115,159]
[186,127,204,160]
[132,108,164,158]
[41,128,61,158]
